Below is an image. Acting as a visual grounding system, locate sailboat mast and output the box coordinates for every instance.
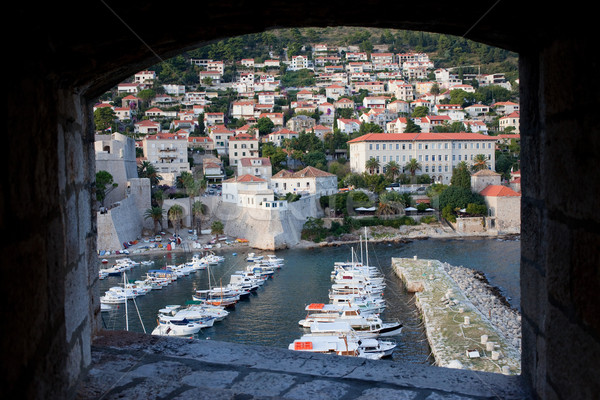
[359,234,363,265]
[364,227,369,267]
[123,271,129,331]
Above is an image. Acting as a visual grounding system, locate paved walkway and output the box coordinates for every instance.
[77,330,527,399]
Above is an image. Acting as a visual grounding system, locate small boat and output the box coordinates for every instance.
[100,291,127,304]
[309,319,403,338]
[246,252,264,262]
[151,318,204,336]
[288,333,392,360]
[101,259,108,264]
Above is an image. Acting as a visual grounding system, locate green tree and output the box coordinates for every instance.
[377,190,404,216]
[168,204,184,236]
[403,118,421,133]
[365,157,380,175]
[451,161,471,189]
[471,154,489,172]
[261,142,288,171]
[192,201,208,233]
[404,158,422,180]
[95,170,118,207]
[439,186,485,214]
[94,107,116,132]
[144,206,165,234]
[384,161,401,182]
[302,151,327,169]
[211,220,224,240]
[411,106,429,118]
[256,117,275,135]
[138,161,162,187]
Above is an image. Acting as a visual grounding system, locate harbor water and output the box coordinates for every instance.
[98,236,520,364]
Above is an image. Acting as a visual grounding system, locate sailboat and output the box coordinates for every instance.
[192,261,239,308]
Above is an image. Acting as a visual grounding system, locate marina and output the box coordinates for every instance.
[98,236,520,365]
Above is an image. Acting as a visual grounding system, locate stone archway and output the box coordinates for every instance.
[6,3,599,399]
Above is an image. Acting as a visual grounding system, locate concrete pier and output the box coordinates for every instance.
[392,257,521,375]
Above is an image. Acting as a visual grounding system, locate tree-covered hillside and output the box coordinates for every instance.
[151,26,518,85]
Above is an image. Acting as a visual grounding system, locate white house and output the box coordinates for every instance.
[222,174,275,208]
[337,118,361,134]
[237,157,272,181]
[270,166,338,197]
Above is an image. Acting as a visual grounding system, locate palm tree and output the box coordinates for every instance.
[168,205,184,236]
[365,157,380,175]
[471,154,488,172]
[384,161,401,182]
[192,201,208,234]
[144,206,165,234]
[404,158,422,182]
[211,220,224,240]
[180,173,205,227]
[138,161,162,187]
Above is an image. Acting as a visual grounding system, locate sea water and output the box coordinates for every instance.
[98,236,520,364]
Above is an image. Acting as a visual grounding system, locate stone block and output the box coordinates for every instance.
[283,379,350,400]
[230,372,296,397]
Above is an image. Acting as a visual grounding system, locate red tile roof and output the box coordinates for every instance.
[479,185,521,197]
[348,132,495,143]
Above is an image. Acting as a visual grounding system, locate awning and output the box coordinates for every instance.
[355,206,377,211]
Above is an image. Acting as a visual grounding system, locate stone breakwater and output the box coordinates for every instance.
[392,257,521,374]
[441,263,522,352]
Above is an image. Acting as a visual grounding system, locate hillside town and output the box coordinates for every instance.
[93,32,522,251]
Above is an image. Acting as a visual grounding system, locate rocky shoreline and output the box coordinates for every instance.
[442,262,522,352]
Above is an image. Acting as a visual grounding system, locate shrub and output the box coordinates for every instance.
[420,215,438,224]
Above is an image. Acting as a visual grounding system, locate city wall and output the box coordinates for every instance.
[216,195,322,250]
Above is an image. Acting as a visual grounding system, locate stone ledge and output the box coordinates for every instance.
[78,330,528,399]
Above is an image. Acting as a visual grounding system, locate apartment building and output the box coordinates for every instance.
[348,132,497,184]
[228,133,260,167]
[142,133,190,185]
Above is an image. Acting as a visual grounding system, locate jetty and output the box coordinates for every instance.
[392,257,521,375]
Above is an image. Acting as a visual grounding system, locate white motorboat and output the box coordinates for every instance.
[100,291,127,304]
[106,286,139,299]
[158,310,216,328]
[186,254,208,270]
[309,318,403,338]
[151,318,204,336]
[299,303,376,328]
[265,254,284,263]
[288,333,389,360]
[246,252,263,262]
[329,282,385,296]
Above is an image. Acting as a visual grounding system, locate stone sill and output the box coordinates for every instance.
[78,330,528,399]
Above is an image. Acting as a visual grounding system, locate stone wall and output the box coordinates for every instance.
[97,195,145,251]
[218,195,322,249]
[6,3,600,399]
